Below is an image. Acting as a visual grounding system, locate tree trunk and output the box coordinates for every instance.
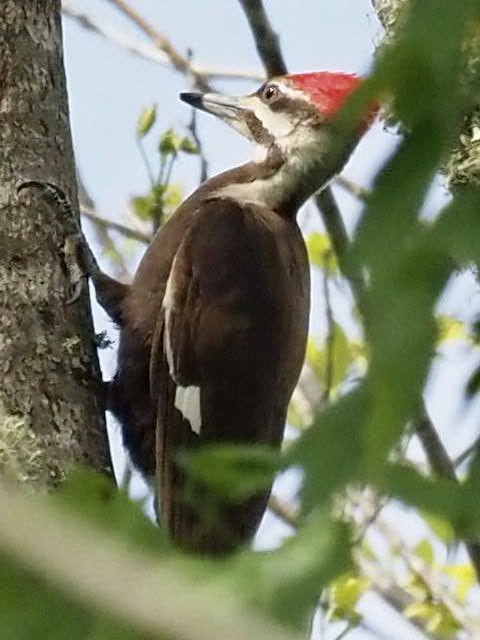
[0,0,112,487]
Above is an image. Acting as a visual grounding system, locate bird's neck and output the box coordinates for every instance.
[202,138,344,217]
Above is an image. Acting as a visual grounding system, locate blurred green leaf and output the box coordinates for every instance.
[414,539,434,565]
[0,552,155,640]
[291,387,367,513]
[444,564,476,603]
[57,470,167,552]
[306,324,354,393]
[180,137,199,154]
[159,128,182,157]
[423,512,455,544]
[381,464,480,537]
[136,104,157,138]
[180,444,282,501]
[232,513,352,630]
[131,194,153,221]
[327,572,370,623]
[306,232,338,274]
[404,600,460,638]
[436,315,468,344]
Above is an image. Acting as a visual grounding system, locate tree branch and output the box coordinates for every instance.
[334,174,371,201]
[414,410,480,582]
[63,3,263,83]
[237,0,287,77]
[76,170,133,282]
[81,206,151,246]
[105,0,211,91]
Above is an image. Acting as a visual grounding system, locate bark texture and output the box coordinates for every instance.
[372,0,480,188]
[0,0,112,487]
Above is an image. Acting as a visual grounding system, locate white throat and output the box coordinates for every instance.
[213,134,334,210]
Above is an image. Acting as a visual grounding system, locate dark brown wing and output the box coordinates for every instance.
[152,199,309,554]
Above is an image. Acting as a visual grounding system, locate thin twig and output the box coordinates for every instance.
[268,494,299,528]
[334,174,371,201]
[136,137,155,188]
[189,107,209,183]
[106,0,211,91]
[454,433,480,468]
[322,262,335,402]
[186,49,209,184]
[76,171,132,280]
[414,408,480,582]
[372,511,480,635]
[356,553,436,640]
[63,3,263,82]
[81,206,151,245]
[315,188,365,297]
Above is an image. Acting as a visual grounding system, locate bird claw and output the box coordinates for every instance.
[17,181,95,305]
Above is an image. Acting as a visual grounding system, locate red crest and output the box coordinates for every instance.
[287,72,377,129]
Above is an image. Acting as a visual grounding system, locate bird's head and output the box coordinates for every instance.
[181,72,375,157]
[180,72,377,211]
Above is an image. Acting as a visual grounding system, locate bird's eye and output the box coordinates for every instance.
[263,84,279,102]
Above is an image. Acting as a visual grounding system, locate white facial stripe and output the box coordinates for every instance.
[175,385,201,435]
[251,99,294,140]
[275,80,309,102]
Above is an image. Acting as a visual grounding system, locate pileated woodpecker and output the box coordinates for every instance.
[80,72,376,554]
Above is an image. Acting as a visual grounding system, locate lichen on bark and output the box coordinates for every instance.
[0,0,112,488]
[371,0,480,189]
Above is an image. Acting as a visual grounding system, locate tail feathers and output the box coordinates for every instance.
[155,368,271,554]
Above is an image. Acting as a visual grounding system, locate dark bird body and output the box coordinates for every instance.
[82,72,376,553]
[108,164,309,551]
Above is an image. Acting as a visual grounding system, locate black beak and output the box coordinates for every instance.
[179,90,253,141]
[179,92,203,109]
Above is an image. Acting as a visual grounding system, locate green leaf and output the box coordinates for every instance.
[179,444,282,502]
[413,539,434,565]
[131,193,153,221]
[136,104,157,138]
[232,513,352,630]
[404,600,460,638]
[423,512,455,544]
[57,470,168,552]
[327,572,370,622]
[180,137,199,154]
[444,564,475,603]
[291,387,367,513]
[306,232,338,274]
[436,315,468,344]
[306,324,354,393]
[381,464,480,537]
[159,128,182,157]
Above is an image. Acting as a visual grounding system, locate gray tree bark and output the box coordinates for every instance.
[0,0,112,487]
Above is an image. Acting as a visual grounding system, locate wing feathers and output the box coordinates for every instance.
[151,199,309,553]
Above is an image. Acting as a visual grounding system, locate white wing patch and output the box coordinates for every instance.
[174,385,201,435]
[162,258,176,378]
[162,255,202,435]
